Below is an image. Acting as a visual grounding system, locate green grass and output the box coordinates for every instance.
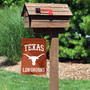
[0,6,41,64]
[0,69,90,90]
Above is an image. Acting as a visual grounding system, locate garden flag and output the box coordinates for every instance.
[21,38,46,75]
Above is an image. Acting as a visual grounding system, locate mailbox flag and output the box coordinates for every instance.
[21,38,46,75]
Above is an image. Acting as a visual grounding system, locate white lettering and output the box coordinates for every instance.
[24,44,44,52]
[41,45,44,51]
[23,68,45,72]
[24,45,28,51]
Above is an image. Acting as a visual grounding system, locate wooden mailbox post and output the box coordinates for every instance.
[21,3,72,90]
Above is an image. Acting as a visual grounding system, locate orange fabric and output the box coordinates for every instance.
[21,38,46,75]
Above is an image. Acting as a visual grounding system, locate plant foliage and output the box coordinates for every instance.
[0,0,90,62]
[0,7,36,64]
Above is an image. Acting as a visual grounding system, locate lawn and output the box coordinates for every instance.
[0,69,90,90]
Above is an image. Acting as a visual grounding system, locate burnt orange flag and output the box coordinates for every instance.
[21,38,46,75]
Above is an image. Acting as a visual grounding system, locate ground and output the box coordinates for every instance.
[0,56,90,80]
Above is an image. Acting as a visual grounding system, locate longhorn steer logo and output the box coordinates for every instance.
[23,53,45,65]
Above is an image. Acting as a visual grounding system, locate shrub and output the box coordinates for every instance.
[0,0,36,7]
[0,0,90,62]
[0,7,36,64]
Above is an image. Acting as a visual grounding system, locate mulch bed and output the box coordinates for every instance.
[0,56,90,80]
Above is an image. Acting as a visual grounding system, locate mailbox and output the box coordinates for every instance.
[21,3,73,90]
[21,3,73,34]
